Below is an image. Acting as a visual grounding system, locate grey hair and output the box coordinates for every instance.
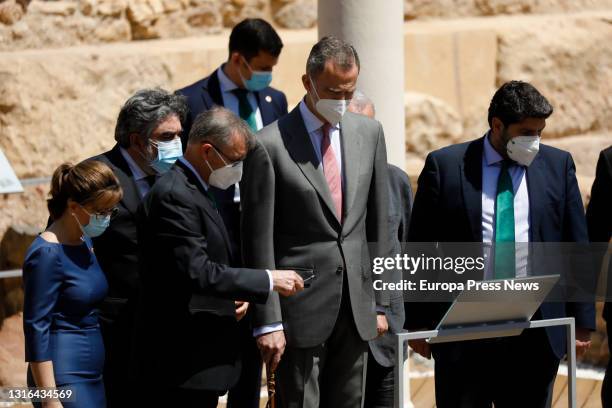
[306,36,360,78]
[188,106,255,150]
[349,90,376,116]
[114,88,188,148]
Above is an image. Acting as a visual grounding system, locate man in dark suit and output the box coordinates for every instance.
[348,92,412,408]
[88,88,187,407]
[586,146,612,405]
[241,36,391,408]
[177,20,288,405]
[406,81,595,407]
[133,107,303,407]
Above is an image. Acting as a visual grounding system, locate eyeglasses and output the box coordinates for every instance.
[210,144,243,168]
[81,206,119,219]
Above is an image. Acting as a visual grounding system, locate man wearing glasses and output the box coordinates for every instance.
[86,88,187,407]
[132,107,303,407]
[176,18,288,407]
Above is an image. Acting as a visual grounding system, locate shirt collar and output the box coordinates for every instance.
[483,132,504,166]
[178,157,209,191]
[217,64,240,94]
[298,98,340,134]
[119,147,148,181]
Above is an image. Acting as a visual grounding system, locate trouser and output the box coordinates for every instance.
[432,327,560,408]
[602,309,612,407]
[227,313,263,408]
[276,288,369,408]
[363,352,394,408]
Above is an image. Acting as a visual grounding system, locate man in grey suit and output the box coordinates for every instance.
[241,36,391,407]
[349,92,412,408]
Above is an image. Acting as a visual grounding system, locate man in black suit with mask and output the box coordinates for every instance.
[133,107,303,407]
[176,18,288,407]
[586,145,612,406]
[88,88,187,407]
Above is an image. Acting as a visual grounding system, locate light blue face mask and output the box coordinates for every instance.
[74,208,111,238]
[150,137,183,174]
[240,57,273,92]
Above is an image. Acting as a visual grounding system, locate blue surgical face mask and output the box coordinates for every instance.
[149,137,183,174]
[73,207,111,238]
[239,57,273,92]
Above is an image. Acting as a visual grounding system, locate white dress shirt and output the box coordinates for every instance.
[217,66,264,132]
[481,134,530,279]
[298,99,344,185]
[120,147,151,199]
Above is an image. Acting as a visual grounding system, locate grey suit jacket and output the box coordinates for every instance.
[368,164,412,367]
[241,105,391,348]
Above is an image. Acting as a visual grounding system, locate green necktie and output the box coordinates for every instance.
[494,161,516,279]
[232,88,258,132]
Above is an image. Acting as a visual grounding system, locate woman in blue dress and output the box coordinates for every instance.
[23,160,122,408]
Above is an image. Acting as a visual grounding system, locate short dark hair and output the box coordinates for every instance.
[114,88,188,148]
[487,81,553,127]
[188,106,255,151]
[306,36,360,78]
[228,18,283,61]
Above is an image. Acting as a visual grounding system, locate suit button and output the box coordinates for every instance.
[336,267,343,275]
[338,236,344,244]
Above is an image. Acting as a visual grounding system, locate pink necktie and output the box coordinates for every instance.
[321,123,342,221]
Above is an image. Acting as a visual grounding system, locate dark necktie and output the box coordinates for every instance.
[144,175,156,188]
[231,88,258,132]
[204,189,218,211]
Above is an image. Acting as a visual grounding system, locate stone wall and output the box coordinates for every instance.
[0,0,317,50]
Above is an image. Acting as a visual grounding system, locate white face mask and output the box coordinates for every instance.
[506,136,540,167]
[309,76,350,126]
[205,146,243,190]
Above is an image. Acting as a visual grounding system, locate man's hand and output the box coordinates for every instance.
[576,327,592,358]
[270,270,304,296]
[235,301,249,321]
[257,330,286,372]
[408,339,431,359]
[376,314,388,337]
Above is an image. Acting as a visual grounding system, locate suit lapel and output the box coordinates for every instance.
[256,90,276,126]
[174,160,233,254]
[201,70,223,109]
[339,113,362,223]
[279,107,342,227]
[526,154,546,242]
[106,145,141,215]
[460,137,484,241]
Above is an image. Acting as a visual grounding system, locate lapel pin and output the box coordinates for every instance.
[265,95,272,103]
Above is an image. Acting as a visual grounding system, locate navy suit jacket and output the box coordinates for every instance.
[176,68,288,262]
[177,68,288,144]
[406,136,595,359]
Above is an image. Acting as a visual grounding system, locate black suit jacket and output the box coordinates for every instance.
[88,145,143,318]
[132,159,271,391]
[176,68,289,261]
[369,164,412,367]
[406,135,596,359]
[586,146,612,320]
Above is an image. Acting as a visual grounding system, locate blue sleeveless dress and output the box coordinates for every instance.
[23,235,108,408]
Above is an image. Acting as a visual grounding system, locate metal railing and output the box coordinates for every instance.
[0,269,22,279]
[394,317,577,408]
